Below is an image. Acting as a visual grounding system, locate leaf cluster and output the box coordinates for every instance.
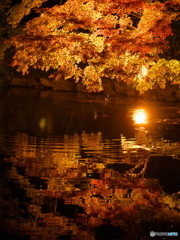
[135,58,180,94]
[4,0,180,92]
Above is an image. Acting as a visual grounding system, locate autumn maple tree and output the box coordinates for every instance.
[5,0,180,92]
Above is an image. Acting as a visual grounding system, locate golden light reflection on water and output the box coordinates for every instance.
[3,130,180,240]
[132,109,148,124]
[39,117,47,130]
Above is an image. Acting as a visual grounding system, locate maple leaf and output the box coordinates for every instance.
[4,0,179,93]
[7,0,48,27]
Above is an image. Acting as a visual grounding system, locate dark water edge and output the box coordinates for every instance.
[0,87,180,240]
[1,72,180,101]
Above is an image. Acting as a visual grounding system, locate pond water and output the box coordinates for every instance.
[0,88,180,240]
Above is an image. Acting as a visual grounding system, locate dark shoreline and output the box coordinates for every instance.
[1,75,180,102]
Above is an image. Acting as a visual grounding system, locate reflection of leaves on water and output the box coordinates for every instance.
[2,131,180,240]
[155,118,180,125]
[2,159,180,240]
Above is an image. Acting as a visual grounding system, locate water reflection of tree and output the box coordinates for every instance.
[2,132,180,239]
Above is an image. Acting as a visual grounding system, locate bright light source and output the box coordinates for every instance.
[132,109,148,124]
[141,65,148,77]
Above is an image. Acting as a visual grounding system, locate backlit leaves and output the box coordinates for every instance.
[135,58,180,93]
[148,59,180,88]
[7,0,48,27]
[5,0,179,92]
[83,65,103,92]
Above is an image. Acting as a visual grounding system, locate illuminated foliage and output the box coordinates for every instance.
[6,0,48,27]
[5,0,180,92]
[135,58,180,94]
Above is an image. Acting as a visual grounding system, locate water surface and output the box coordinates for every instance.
[0,88,180,240]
